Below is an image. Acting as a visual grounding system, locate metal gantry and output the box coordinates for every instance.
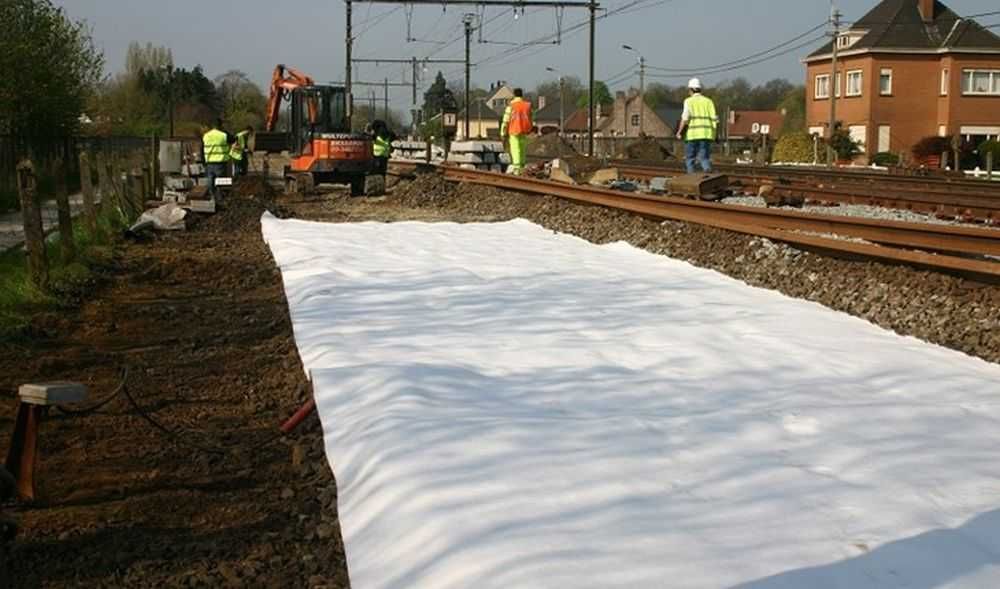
[346,0,600,154]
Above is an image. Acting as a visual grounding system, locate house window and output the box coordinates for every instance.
[879,69,892,95]
[878,126,891,152]
[941,69,949,95]
[962,70,1000,95]
[835,72,842,97]
[846,70,863,97]
[815,74,830,99]
[631,114,640,127]
[836,35,851,49]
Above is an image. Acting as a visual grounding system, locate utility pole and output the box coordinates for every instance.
[638,55,645,135]
[167,64,175,137]
[546,66,566,136]
[412,57,420,133]
[827,3,841,166]
[588,0,596,156]
[622,45,644,136]
[384,78,390,120]
[346,0,354,127]
[463,13,476,140]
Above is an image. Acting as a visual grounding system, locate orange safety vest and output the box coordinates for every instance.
[507,99,533,136]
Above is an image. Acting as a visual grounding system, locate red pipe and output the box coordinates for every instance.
[280,398,316,434]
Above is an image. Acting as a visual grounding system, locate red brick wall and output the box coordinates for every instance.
[807,52,1000,159]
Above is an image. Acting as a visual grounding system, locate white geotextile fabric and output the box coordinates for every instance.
[261,213,1000,589]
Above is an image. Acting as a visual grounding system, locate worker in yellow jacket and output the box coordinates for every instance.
[675,78,719,174]
[229,126,253,178]
[500,88,533,175]
[202,118,232,200]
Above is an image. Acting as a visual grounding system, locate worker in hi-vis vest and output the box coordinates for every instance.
[229,125,253,178]
[202,118,232,200]
[500,87,533,175]
[675,78,719,174]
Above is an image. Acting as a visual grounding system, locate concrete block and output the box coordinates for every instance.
[19,382,88,406]
[669,173,729,200]
[459,163,477,170]
[549,166,576,185]
[498,153,512,165]
[448,152,484,164]
[588,168,620,186]
[491,165,504,173]
[449,141,486,153]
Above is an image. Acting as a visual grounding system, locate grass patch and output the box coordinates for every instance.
[0,209,125,339]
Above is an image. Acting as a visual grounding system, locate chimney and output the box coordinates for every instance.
[538,96,546,110]
[918,0,934,23]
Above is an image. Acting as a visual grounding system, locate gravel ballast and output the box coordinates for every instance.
[368,174,1000,364]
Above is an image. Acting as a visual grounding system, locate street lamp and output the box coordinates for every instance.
[621,44,645,137]
[545,66,565,137]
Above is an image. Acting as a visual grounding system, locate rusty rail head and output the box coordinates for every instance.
[439,166,1000,283]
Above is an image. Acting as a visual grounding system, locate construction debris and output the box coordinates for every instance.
[588,168,621,187]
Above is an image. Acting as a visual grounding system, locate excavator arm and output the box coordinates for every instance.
[264,64,317,132]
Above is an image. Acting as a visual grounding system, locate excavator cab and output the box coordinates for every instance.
[260,65,376,196]
[289,86,348,154]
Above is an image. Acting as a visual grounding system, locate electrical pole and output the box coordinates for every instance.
[346,0,354,127]
[167,64,175,138]
[559,76,565,136]
[588,0,596,156]
[463,13,475,140]
[827,4,841,166]
[412,57,419,134]
[384,78,390,120]
[638,55,645,136]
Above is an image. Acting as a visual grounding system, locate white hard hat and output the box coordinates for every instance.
[688,78,702,90]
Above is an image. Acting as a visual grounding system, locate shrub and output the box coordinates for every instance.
[772,132,817,163]
[872,152,900,167]
[912,135,951,159]
[980,140,1000,168]
[829,127,861,160]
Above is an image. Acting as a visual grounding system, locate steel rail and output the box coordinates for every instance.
[612,163,1000,223]
[614,159,1000,195]
[437,166,1000,281]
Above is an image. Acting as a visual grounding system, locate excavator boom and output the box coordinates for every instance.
[264,64,316,132]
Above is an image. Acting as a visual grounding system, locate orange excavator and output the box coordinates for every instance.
[259,64,376,195]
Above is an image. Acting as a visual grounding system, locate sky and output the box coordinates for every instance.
[57,0,1000,113]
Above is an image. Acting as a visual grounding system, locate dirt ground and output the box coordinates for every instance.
[3,170,998,588]
[2,181,352,588]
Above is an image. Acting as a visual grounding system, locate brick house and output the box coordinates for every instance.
[804,0,1000,159]
[727,110,786,140]
[600,90,683,138]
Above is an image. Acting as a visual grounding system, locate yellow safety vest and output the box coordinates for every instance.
[684,94,718,141]
[203,129,230,163]
[373,134,391,158]
[230,131,250,161]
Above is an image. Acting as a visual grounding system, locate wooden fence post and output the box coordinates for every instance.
[52,158,76,263]
[79,151,97,234]
[16,160,48,289]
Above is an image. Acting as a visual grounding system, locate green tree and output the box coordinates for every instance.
[0,0,104,136]
[777,86,806,134]
[576,81,613,108]
[423,72,452,117]
[125,41,172,77]
[215,70,266,130]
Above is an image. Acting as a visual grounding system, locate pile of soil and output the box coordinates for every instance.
[616,138,674,161]
[526,134,579,158]
[1,190,349,587]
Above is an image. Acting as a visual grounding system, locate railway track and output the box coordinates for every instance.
[419,164,1000,282]
[612,162,1000,224]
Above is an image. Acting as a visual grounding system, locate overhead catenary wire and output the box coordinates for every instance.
[644,34,827,79]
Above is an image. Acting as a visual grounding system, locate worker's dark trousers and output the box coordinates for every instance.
[234,154,249,178]
[206,163,227,198]
[376,156,389,176]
